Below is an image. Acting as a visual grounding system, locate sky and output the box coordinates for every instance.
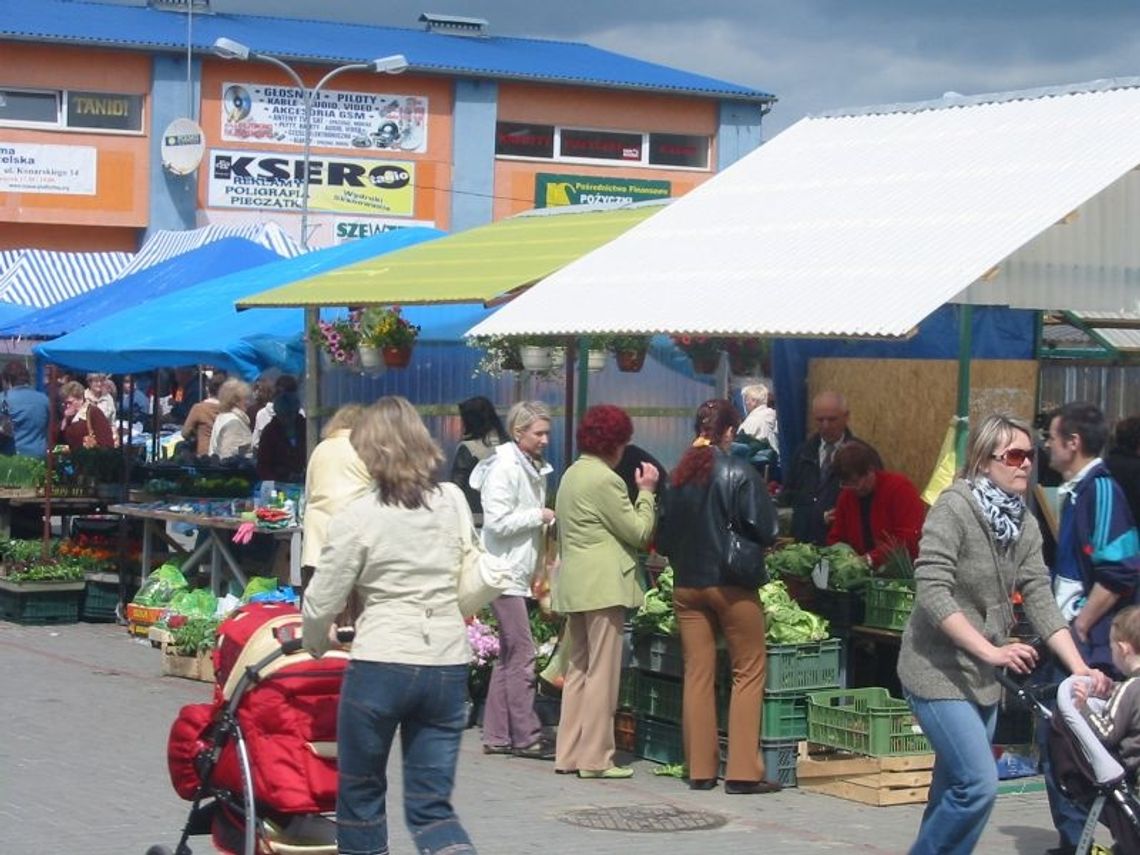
[122,1,1140,136]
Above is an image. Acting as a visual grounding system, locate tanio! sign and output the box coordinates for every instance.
[207,149,415,216]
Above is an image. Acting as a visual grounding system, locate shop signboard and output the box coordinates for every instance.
[333,217,436,243]
[220,82,428,153]
[534,173,671,208]
[207,150,416,216]
[65,91,144,132]
[0,141,96,195]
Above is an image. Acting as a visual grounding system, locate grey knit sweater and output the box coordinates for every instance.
[898,481,1068,706]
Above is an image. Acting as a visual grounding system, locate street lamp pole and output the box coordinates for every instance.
[213,39,407,456]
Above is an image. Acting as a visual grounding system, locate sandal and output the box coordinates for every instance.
[513,740,555,760]
[482,744,513,755]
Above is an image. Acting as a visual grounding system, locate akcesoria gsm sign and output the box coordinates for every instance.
[207,149,415,216]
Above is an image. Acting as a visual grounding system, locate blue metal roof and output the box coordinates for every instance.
[0,0,773,102]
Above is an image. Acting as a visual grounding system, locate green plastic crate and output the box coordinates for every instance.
[0,582,83,625]
[631,633,684,678]
[618,668,639,709]
[82,580,120,622]
[863,580,916,631]
[765,639,843,692]
[629,671,685,724]
[715,687,812,740]
[634,716,685,766]
[761,738,800,787]
[806,687,930,756]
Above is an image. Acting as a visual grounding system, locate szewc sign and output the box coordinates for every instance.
[207,149,416,216]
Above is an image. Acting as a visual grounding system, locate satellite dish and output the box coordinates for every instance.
[161,117,205,175]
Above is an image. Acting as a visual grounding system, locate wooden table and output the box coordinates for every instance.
[0,488,108,539]
[107,503,302,595]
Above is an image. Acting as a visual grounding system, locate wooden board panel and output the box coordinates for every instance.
[807,358,1039,492]
[802,777,930,806]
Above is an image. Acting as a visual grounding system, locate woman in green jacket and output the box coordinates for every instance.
[552,404,659,779]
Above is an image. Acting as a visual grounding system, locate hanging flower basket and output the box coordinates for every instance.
[672,335,721,375]
[309,313,362,367]
[615,349,646,372]
[586,350,607,373]
[359,346,384,370]
[725,337,771,377]
[520,345,554,372]
[382,345,413,368]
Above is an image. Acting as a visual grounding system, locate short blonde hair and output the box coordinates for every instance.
[217,378,251,414]
[322,403,365,439]
[350,396,443,509]
[506,400,551,441]
[963,413,1034,481]
[742,383,769,407]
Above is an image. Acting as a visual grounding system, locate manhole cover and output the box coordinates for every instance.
[558,804,727,833]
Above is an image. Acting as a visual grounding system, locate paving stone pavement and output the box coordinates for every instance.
[0,621,1102,854]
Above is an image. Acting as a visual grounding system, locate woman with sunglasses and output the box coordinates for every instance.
[898,413,1110,855]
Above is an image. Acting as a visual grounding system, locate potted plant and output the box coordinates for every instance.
[71,446,124,498]
[584,335,611,373]
[0,545,86,624]
[517,336,556,372]
[308,314,362,369]
[725,337,771,377]
[360,305,421,368]
[672,334,722,374]
[468,336,523,378]
[466,615,500,726]
[609,334,652,373]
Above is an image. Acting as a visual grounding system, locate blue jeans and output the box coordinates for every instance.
[906,695,998,855]
[337,660,475,855]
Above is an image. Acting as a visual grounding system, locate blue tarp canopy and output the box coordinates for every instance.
[0,301,34,326]
[32,228,483,379]
[0,238,281,339]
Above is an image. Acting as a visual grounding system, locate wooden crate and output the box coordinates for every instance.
[796,743,934,806]
[160,645,215,683]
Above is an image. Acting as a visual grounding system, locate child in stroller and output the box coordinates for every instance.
[151,601,351,855]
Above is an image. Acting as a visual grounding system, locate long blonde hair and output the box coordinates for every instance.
[322,403,365,439]
[350,396,443,509]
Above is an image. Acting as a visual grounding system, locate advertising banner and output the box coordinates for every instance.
[207,149,416,216]
[333,217,436,244]
[534,173,671,208]
[221,83,428,153]
[0,142,96,195]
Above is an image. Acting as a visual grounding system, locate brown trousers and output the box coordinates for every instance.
[675,585,767,782]
[554,605,625,773]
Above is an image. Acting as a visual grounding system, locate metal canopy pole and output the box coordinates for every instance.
[954,304,974,466]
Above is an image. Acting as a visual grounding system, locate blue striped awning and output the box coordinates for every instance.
[0,250,133,308]
[114,222,304,279]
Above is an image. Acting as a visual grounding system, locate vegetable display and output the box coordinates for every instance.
[633,565,830,644]
[817,543,872,592]
[765,543,818,578]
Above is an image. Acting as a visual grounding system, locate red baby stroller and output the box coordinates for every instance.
[148,602,350,855]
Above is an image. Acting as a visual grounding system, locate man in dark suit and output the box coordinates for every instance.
[779,390,879,545]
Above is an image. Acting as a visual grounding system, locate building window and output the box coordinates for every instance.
[495,122,555,158]
[648,133,709,169]
[0,89,60,125]
[0,87,144,134]
[495,121,710,171]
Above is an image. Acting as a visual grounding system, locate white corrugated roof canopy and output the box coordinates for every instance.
[468,78,1140,340]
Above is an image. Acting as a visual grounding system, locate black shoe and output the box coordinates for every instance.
[513,740,556,760]
[688,778,717,790]
[724,779,782,794]
[482,744,513,756]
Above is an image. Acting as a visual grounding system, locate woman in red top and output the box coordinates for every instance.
[826,441,926,567]
[59,380,114,455]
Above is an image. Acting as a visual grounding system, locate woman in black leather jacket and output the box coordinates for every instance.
[657,399,779,794]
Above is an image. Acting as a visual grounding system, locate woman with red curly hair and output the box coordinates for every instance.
[552,404,659,779]
[657,399,779,794]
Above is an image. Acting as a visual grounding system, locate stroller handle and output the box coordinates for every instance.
[995,668,1054,719]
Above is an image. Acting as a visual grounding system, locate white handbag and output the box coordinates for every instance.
[443,484,513,617]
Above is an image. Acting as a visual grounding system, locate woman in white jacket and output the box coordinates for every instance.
[470,400,554,759]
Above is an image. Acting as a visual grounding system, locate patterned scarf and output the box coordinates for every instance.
[969,476,1025,548]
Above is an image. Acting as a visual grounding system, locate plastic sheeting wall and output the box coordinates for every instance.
[1039,363,1140,423]
[318,341,718,486]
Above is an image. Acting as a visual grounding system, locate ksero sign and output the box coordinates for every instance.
[206,149,415,216]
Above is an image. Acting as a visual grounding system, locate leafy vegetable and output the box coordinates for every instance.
[765,543,819,578]
[759,580,830,643]
[171,617,219,656]
[5,557,86,583]
[633,565,677,636]
[133,563,188,606]
[818,543,871,592]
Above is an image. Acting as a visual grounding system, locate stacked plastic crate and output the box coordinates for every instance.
[621,634,688,767]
